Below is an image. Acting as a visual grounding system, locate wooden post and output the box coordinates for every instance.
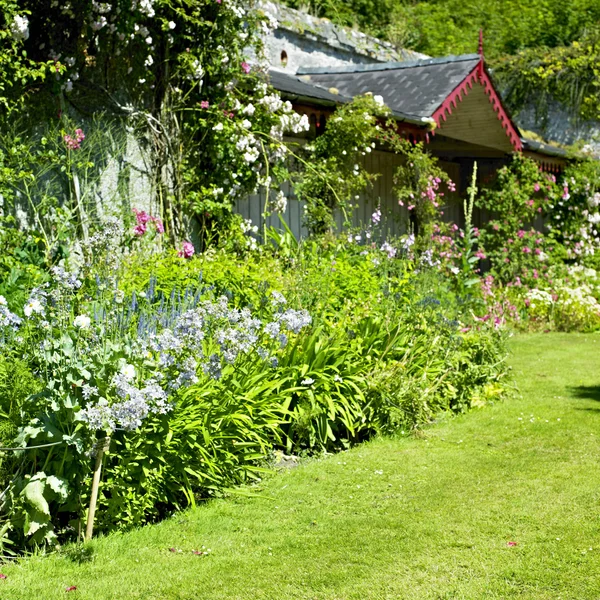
[85,436,110,542]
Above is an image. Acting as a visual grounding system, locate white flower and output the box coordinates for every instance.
[373,95,384,106]
[10,15,29,41]
[74,314,91,329]
[168,21,176,29]
[121,363,136,381]
[24,299,44,317]
[242,103,256,116]
[242,119,252,129]
[0,296,6,306]
[213,123,224,131]
[301,377,315,386]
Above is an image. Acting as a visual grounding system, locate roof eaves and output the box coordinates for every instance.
[522,138,570,158]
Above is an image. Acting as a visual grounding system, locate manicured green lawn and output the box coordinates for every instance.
[3,333,600,599]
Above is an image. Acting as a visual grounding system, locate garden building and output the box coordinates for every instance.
[236,4,568,238]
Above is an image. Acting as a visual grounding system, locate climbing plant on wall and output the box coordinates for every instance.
[0,0,309,248]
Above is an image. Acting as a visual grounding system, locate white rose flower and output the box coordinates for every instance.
[213,123,224,131]
[10,15,29,41]
[74,314,91,329]
[242,103,256,116]
[373,95,384,106]
[0,295,6,306]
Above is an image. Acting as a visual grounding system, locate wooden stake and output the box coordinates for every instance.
[85,436,110,542]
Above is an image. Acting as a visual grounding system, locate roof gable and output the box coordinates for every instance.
[297,55,523,152]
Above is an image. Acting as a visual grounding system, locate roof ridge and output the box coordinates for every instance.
[271,3,425,63]
[297,54,480,75]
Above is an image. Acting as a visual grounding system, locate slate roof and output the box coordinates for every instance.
[269,60,569,162]
[297,55,482,120]
[271,4,425,64]
[268,70,352,107]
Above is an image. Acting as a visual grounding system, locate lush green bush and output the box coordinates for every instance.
[0,231,509,552]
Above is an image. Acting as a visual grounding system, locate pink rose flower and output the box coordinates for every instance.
[178,241,195,258]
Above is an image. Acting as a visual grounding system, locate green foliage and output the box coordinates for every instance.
[284,0,600,61]
[495,27,600,122]
[98,361,285,530]
[385,136,453,245]
[476,154,560,285]
[294,95,387,234]
[0,233,509,552]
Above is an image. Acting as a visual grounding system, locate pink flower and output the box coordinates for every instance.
[527,199,534,207]
[64,128,85,150]
[507,238,514,244]
[241,61,251,74]
[66,586,77,592]
[407,205,414,211]
[507,541,518,547]
[475,251,486,259]
[178,241,195,258]
[517,230,525,238]
[522,246,531,254]
[534,248,541,255]
[534,183,540,192]
[200,100,209,108]
[153,218,165,234]
[0,573,6,579]
[562,186,570,200]
[472,227,480,237]
[133,208,151,224]
[504,258,510,263]
[493,223,499,231]
[133,223,147,236]
[524,298,530,307]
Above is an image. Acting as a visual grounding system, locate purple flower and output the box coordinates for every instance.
[133,223,147,236]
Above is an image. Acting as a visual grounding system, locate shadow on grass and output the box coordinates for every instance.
[568,385,600,405]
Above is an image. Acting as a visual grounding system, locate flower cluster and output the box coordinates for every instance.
[64,129,85,150]
[76,291,312,433]
[132,208,164,236]
[10,14,29,41]
[0,296,21,331]
[178,241,195,258]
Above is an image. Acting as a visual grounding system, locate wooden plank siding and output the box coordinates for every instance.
[435,84,515,154]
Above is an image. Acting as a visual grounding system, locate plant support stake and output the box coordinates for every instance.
[85,436,111,541]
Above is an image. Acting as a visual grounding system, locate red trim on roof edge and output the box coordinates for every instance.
[431,57,523,152]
